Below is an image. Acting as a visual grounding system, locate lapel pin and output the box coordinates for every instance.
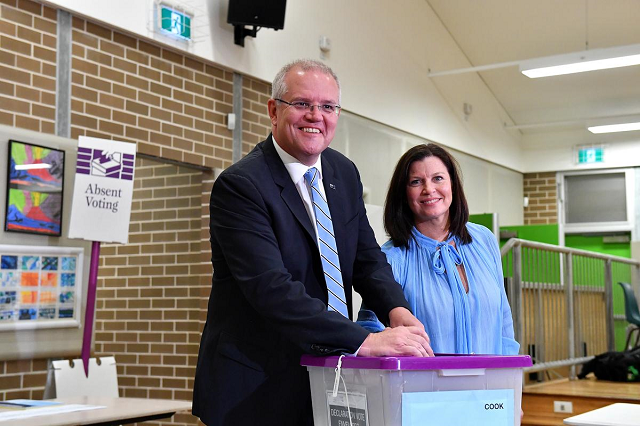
[329,183,336,190]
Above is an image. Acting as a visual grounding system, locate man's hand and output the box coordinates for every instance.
[358,325,434,357]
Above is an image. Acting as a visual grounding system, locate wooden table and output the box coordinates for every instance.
[563,403,640,426]
[0,396,192,426]
[522,377,640,425]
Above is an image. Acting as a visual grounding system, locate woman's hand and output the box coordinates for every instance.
[359,325,433,357]
[386,307,434,356]
[389,307,427,332]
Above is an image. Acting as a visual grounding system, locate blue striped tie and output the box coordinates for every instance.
[304,167,349,318]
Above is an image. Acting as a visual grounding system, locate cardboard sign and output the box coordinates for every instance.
[50,356,118,398]
[68,137,136,244]
[402,389,514,426]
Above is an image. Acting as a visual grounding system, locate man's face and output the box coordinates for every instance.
[268,67,340,166]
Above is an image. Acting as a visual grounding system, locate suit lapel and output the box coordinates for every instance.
[321,157,344,220]
[262,136,316,242]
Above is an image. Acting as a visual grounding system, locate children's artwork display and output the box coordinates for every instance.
[5,140,65,236]
[0,245,82,330]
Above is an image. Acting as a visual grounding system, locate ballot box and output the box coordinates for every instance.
[301,354,532,426]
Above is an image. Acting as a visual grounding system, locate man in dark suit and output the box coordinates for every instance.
[193,59,432,426]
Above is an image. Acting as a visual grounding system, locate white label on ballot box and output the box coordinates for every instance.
[326,391,368,426]
[402,389,514,426]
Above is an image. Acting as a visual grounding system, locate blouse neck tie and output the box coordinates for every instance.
[431,240,473,354]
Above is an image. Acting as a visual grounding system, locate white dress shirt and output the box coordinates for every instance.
[272,137,327,245]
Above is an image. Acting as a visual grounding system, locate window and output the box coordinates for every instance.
[560,169,635,234]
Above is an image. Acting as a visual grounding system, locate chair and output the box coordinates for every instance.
[618,282,640,350]
[44,356,119,399]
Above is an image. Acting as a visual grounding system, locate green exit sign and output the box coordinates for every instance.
[160,5,191,40]
[578,147,603,164]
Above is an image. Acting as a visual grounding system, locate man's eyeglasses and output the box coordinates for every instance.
[275,98,341,116]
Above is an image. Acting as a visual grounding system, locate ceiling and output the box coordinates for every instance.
[425,0,640,139]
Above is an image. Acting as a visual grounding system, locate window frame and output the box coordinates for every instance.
[559,168,635,235]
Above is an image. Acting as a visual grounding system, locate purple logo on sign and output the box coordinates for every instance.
[76,148,134,180]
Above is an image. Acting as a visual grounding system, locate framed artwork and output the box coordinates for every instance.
[5,140,65,236]
[0,244,83,331]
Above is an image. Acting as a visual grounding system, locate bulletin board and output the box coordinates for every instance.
[0,244,83,330]
[0,124,92,360]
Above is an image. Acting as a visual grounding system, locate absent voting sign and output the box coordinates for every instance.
[402,389,514,426]
[68,137,136,244]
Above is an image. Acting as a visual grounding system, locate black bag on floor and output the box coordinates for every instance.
[578,347,640,382]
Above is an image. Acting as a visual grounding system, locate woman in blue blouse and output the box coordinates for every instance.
[358,144,519,355]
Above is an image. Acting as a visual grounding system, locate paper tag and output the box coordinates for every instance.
[326,391,368,426]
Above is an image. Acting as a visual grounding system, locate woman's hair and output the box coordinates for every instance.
[384,143,471,248]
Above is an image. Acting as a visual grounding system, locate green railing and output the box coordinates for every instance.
[501,238,640,379]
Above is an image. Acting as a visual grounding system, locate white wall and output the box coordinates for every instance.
[522,129,640,172]
[44,0,524,171]
[334,112,523,227]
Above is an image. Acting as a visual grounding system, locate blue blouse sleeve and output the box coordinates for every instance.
[355,242,404,333]
[355,306,385,332]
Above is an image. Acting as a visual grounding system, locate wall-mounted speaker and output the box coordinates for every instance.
[227,0,287,30]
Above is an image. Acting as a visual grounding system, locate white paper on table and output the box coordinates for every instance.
[0,404,105,422]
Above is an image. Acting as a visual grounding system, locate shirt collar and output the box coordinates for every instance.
[272,135,323,184]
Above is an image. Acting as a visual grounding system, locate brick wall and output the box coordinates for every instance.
[0,1,254,424]
[241,77,271,155]
[0,0,56,404]
[0,358,47,400]
[95,157,204,425]
[69,15,234,170]
[523,172,558,225]
[196,172,214,327]
[0,0,57,133]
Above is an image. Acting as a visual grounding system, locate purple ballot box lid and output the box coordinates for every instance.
[300,354,532,370]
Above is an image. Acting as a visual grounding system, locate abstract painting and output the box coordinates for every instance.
[5,140,65,236]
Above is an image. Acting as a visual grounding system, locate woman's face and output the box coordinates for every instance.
[405,156,453,227]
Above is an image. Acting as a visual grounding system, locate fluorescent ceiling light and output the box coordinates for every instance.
[588,122,640,134]
[427,43,640,78]
[15,164,52,170]
[520,44,640,78]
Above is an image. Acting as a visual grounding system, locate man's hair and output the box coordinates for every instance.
[272,59,341,102]
[384,143,471,248]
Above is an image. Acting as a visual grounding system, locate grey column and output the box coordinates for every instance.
[512,245,523,348]
[55,9,72,138]
[564,252,576,378]
[604,260,615,352]
[232,72,243,163]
